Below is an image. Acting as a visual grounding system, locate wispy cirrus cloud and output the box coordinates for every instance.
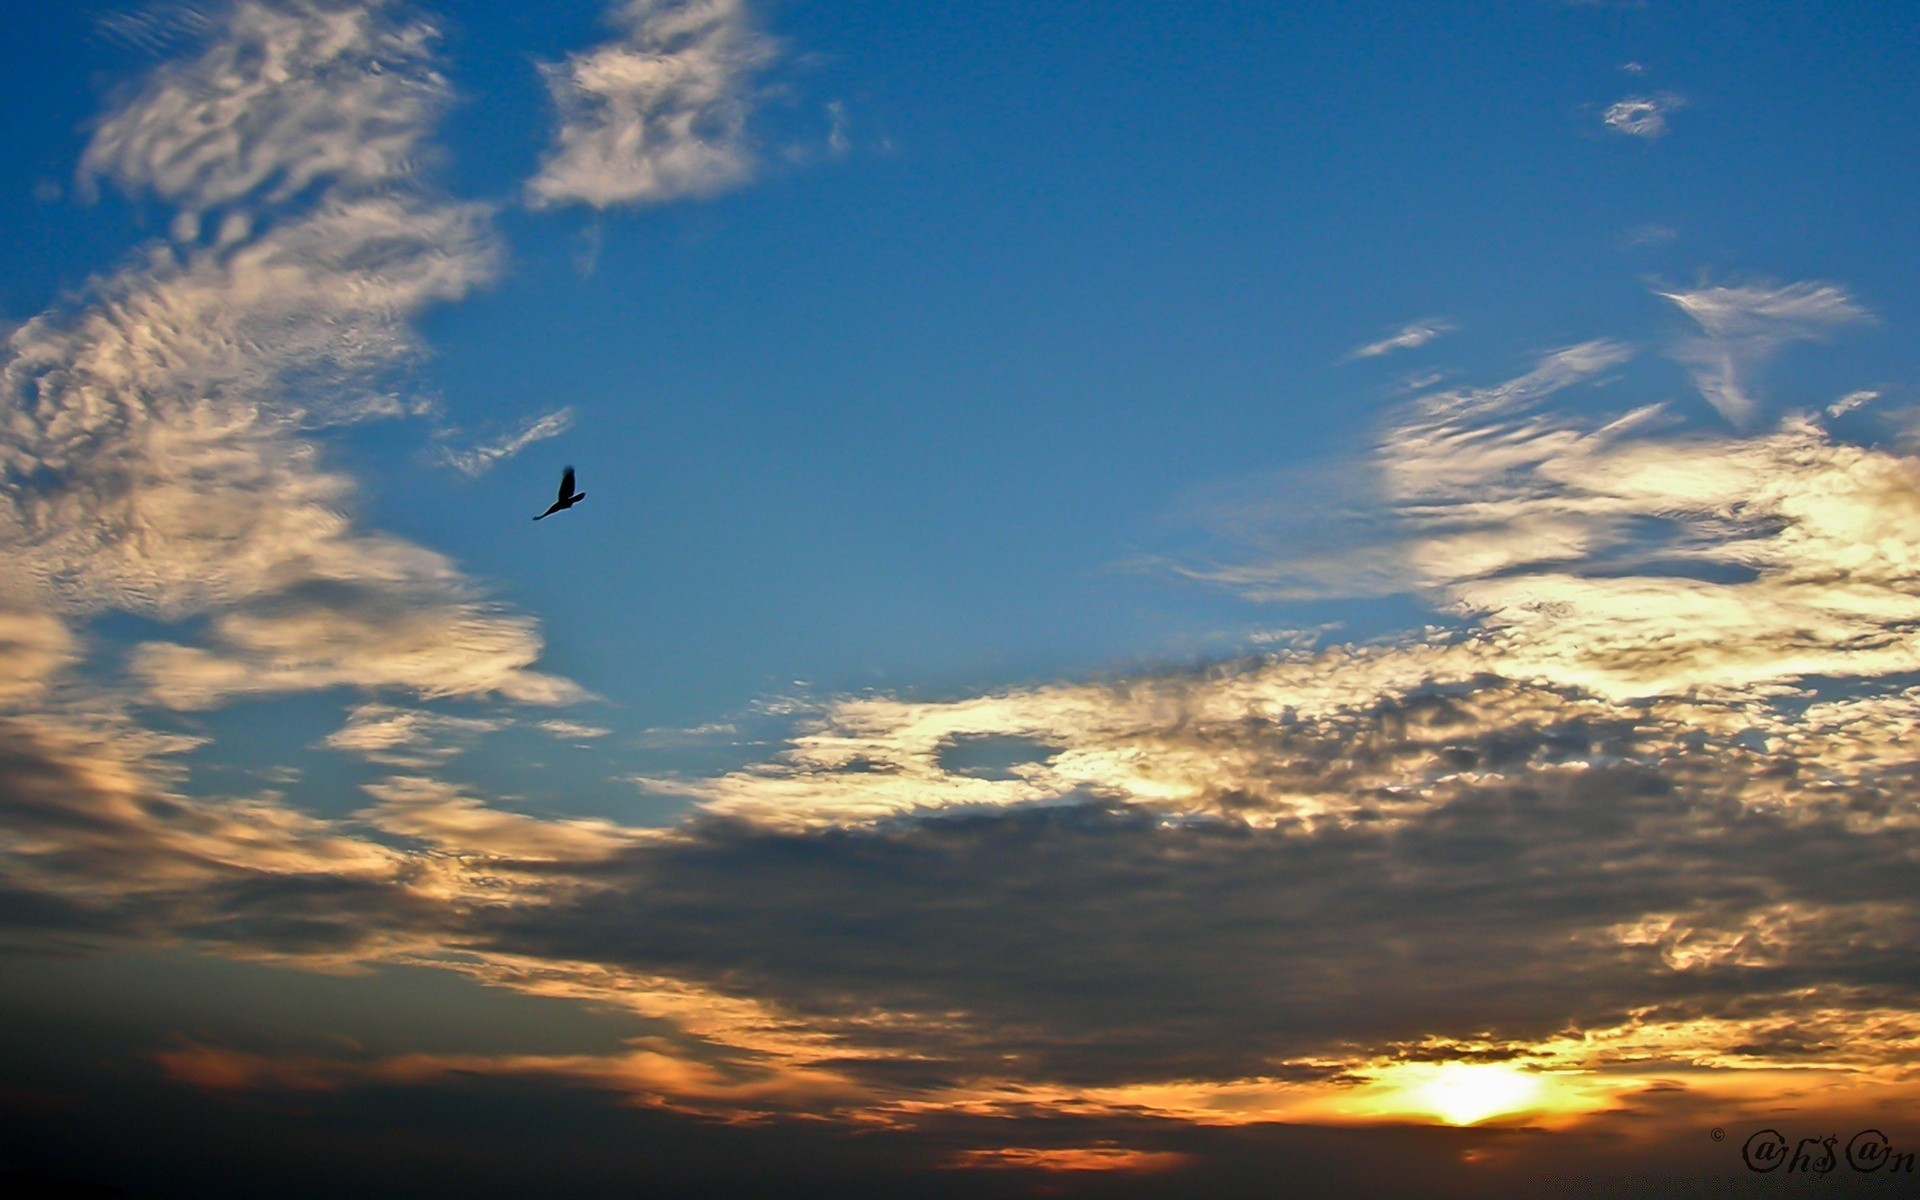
[436,407,574,476]
[1661,281,1870,425]
[1346,317,1455,361]
[1827,388,1880,418]
[322,702,504,766]
[527,0,779,209]
[1602,93,1682,137]
[1176,303,1917,698]
[538,719,611,741]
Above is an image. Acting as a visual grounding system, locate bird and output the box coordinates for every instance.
[534,465,585,521]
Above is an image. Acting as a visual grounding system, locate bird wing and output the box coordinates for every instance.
[557,466,576,502]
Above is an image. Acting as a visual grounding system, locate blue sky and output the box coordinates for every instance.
[6,2,1920,1195]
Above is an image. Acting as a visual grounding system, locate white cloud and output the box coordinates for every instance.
[437,407,575,476]
[1827,389,1880,418]
[538,719,612,741]
[82,0,447,211]
[133,597,581,710]
[1176,301,1920,697]
[1620,223,1676,248]
[1346,318,1454,361]
[825,100,849,158]
[0,609,75,707]
[1660,281,1870,426]
[2,1,580,711]
[527,0,778,209]
[1602,93,1682,138]
[322,702,504,765]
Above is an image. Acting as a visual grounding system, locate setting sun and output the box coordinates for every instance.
[1372,1063,1550,1126]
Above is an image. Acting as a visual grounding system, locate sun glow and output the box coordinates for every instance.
[1373,1062,1549,1126]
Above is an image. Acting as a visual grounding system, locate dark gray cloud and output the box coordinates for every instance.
[467,724,1920,1090]
[0,718,436,960]
[10,663,1920,1105]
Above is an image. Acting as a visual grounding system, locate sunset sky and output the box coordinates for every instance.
[5,1,1920,1196]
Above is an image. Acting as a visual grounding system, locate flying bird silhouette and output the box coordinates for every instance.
[534,466,585,521]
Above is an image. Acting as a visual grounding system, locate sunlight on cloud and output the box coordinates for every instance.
[322,702,504,766]
[1661,281,1869,426]
[1176,314,1910,697]
[538,719,612,740]
[2,0,579,712]
[528,0,779,209]
[1828,388,1880,418]
[357,776,650,864]
[436,407,575,476]
[1347,317,1455,361]
[0,610,75,705]
[81,0,447,211]
[1602,93,1682,138]
[945,1146,1189,1173]
[133,595,580,709]
[0,711,426,964]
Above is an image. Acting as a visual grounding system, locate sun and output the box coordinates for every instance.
[1384,1062,1547,1126]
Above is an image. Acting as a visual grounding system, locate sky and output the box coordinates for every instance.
[4,1,1920,1195]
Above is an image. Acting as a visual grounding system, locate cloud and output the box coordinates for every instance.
[1170,341,1634,601]
[132,596,581,710]
[1175,312,1920,701]
[946,1147,1189,1174]
[1620,222,1676,248]
[527,0,779,209]
[14,628,1920,1129]
[18,632,1920,1103]
[826,100,849,158]
[1346,318,1455,361]
[437,408,574,476]
[1602,94,1682,138]
[11,4,1920,1159]
[151,1038,869,1119]
[3,0,579,711]
[94,5,220,56]
[0,710,428,962]
[1660,281,1870,425]
[5,196,494,616]
[0,610,75,707]
[464,712,1920,1104]
[1827,389,1880,418]
[355,776,649,864]
[81,0,447,211]
[322,702,504,766]
[538,719,612,741]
